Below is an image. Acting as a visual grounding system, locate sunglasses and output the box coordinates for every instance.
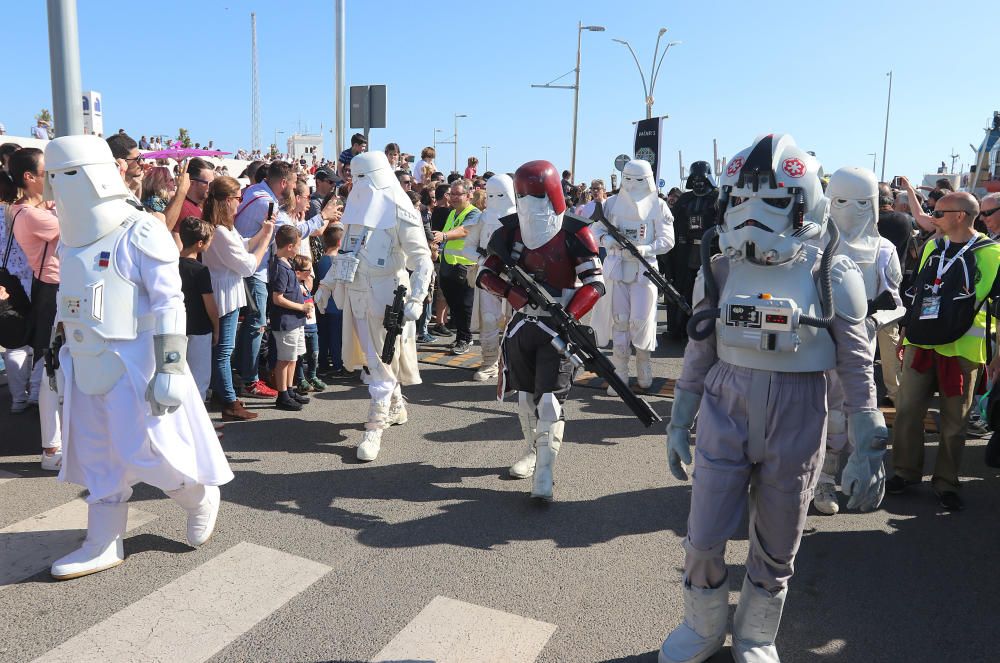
[191,177,210,185]
[931,209,965,218]
[980,207,1000,218]
[122,155,144,163]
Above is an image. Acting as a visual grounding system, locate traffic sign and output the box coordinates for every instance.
[658,178,666,189]
[614,154,631,172]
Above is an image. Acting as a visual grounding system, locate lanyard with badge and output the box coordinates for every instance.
[920,236,978,319]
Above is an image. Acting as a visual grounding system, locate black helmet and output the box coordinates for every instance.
[686,160,717,194]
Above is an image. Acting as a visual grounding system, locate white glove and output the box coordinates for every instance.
[315,284,332,312]
[666,387,701,481]
[600,234,618,252]
[636,244,655,259]
[403,300,423,322]
[842,409,888,511]
[146,333,186,416]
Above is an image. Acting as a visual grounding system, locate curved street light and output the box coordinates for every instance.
[613,29,682,119]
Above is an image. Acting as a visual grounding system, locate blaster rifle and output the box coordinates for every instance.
[481,246,660,427]
[381,285,407,364]
[587,203,692,315]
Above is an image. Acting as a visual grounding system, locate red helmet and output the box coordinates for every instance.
[513,160,566,215]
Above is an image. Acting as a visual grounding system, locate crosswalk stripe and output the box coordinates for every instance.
[0,469,17,485]
[1,499,156,591]
[372,595,557,663]
[33,541,330,663]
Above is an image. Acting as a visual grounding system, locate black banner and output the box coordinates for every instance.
[633,117,663,185]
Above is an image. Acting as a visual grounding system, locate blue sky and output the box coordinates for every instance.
[2,0,995,187]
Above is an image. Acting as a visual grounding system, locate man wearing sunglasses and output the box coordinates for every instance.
[106,132,145,198]
[179,157,215,220]
[979,192,1000,240]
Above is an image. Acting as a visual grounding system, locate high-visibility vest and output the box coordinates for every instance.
[441,205,477,265]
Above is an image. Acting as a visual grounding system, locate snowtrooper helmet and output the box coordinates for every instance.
[341,151,416,229]
[826,166,879,265]
[718,133,828,265]
[485,173,515,216]
[621,159,656,199]
[514,160,566,249]
[45,136,135,248]
[686,160,717,195]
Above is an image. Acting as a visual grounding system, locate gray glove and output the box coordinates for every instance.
[667,387,701,481]
[842,409,888,511]
[146,333,187,416]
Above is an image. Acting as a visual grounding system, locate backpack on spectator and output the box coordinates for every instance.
[0,208,32,348]
[903,236,997,346]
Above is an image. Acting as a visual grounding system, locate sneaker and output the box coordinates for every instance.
[308,377,327,391]
[451,340,471,356]
[886,475,917,495]
[275,392,302,411]
[243,380,278,399]
[429,323,453,337]
[937,491,964,511]
[41,449,63,471]
[967,415,991,438]
[221,400,259,421]
[296,380,312,395]
[416,333,437,344]
[288,389,310,405]
[324,367,352,379]
[812,481,840,515]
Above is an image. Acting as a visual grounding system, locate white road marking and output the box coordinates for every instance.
[0,499,155,591]
[34,541,331,663]
[372,595,557,663]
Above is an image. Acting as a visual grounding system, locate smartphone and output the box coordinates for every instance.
[891,176,902,189]
[267,202,274,220]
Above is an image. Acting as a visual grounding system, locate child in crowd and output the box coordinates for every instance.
[315,224,346,377]
[177,217,219,401]
[292,254,325,393]
[268,225,313,411]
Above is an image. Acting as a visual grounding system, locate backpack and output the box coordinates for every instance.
[0,208,32,349]
[903,236,997,346]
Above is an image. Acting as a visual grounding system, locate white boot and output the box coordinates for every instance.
[636,349,654,390]
[357,400,389,462]
[509,392,537,479]
[167,483,221,546]
[608,344,630,396]
[658,581,729,663]
[387,387,408,426]
[51,502,128,580]
[732,575,786,663]
[530,420,563,501]
[812,448,840,515]
[473,339,500,382]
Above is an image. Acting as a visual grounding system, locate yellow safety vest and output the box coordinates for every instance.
[905,233,1000,363]
[441,205,477,266]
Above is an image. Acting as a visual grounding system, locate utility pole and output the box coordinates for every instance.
[880,70,892,181]
[250,12,261,152]
[46,0,84,136]
[335,0,346,156]
[454,113,467,174]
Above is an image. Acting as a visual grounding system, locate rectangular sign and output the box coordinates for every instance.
[633,117,664,185]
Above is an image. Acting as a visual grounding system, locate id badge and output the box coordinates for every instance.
[919,295,941,320]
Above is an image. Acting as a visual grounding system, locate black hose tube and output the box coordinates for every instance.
[687,226,722,340]
[798,221,840,329]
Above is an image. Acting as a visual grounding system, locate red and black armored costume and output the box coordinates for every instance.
[475,160,604,500]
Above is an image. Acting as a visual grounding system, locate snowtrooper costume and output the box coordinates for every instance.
[461,174,515,382]
[477,160,604,500]
[44,136,233,580]
[591,159,674,392]
[315,151,432,462]
[813,166,902,516]
[659,135,886,663]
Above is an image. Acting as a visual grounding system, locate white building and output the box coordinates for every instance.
[286,133,323,162]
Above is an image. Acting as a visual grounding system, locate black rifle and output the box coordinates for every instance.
[44,326,64,393]
[587,203,692,315]
[481,246,661,427]
[381,285,407,364]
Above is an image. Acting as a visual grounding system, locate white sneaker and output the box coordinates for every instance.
[473,363,499,382]
[813,481,839,515]
[357,429,383,462]
[508,448,536,479]
[387,400,408,426]
[41,449,63,471]
[167,483,221,547]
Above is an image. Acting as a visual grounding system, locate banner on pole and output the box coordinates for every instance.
[633,117,664,184]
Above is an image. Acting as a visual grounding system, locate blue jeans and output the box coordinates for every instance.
[237,277,268,385]
[211,309,240,403]
[417,298,432,336]
[319,305,344,371]
[295,324,320,383]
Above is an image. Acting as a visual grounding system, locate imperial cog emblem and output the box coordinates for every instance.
[635,148,656,166]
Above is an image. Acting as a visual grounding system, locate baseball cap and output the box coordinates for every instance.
[314,167,335,182]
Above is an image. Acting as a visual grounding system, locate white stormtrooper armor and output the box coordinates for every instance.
[43,135,232,581]
[315,151,433,462]
[591,159,674,391]
[462,174,515,381]
[661,134,885,663]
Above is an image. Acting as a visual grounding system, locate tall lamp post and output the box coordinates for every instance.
[867,152,877,172]
[454,113,467,174]
[482,145,490,172]
[435,128,454,167]
[880,70,893,181]
[612,28,681,119]
[531,21,604,180]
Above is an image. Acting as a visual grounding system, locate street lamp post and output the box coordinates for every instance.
[435,128,454,167]
[531,21,604,180]
[867,152,877,172]
[881,70,892,181]
[274,129,284,156]
[612,29,681,119]
[482,145,490,172]
[454,113,467,174]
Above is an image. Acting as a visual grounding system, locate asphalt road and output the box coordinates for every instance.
[1,334,999,663]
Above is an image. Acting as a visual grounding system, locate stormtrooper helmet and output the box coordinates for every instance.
[485,173,515,216]
[44,135,133,248]
[718,133,828,265]
[686,160,717,195]
[513,160,566,249]
[826,166,880,265]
